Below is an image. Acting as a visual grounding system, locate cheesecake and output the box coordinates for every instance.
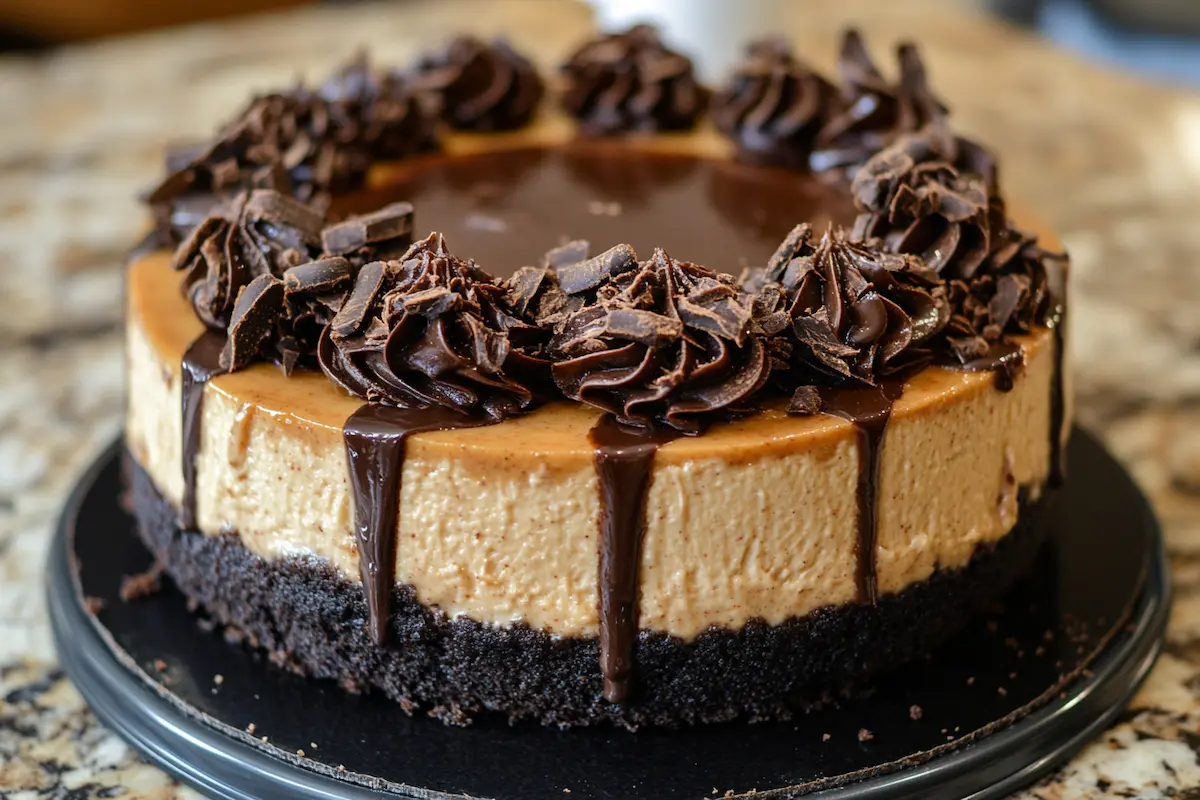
[123,27,1070,728]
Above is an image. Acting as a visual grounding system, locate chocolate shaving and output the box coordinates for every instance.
[411,36,544,131]
[712,38,834,168]
[850,129,991,279]
[144,52,439,246]
[555,244,638,294]
[559,25,708,135]
[221,274,286,372]
[547,246,770,432]
[170,190,322,330]
[284,256,354,296]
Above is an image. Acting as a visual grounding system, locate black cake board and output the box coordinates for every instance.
[47,429,1169,800]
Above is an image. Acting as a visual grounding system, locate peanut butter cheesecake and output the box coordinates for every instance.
[124,27,1070,729]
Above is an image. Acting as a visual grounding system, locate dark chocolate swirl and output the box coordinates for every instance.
[810,30,946,174]
[544,244,770,433]
[711,38,834,168]
[147,57,439,246]
[171,190,323,332]
[411,36,544,131]
[755,224,949,389]
[559,24,707,135]
[940,195,1064,366]
[317,233,539,419]
[846,122,1062,366]
[850,128,992,279]
[318,52,443,162]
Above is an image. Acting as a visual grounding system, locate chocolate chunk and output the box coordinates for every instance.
[788,386,822,416]
[221,274,286,371]
[504,266,552,316]
[767,223,814,280]
[556,244,637,295]
[284,257,353,295]
[321,202,415,256]
[332,260,387,338]
[543,239,590,269]
[170,190,323,332]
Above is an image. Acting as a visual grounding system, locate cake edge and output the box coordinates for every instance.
[124,450,1058,730]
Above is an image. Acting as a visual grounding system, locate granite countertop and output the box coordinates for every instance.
[1,0,1198,797]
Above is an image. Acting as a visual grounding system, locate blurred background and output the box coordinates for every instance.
[4,0,1200,84]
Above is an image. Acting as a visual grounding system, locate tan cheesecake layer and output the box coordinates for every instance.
[127,243,1066,640]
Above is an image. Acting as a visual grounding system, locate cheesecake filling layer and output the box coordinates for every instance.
[127,246,1060,640]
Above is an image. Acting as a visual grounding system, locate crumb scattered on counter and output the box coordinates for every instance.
[119,563,164,601]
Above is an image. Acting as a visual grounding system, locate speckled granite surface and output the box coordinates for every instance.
[0,0,1198,797]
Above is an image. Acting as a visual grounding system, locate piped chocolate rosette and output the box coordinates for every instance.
[144,24,1069,720]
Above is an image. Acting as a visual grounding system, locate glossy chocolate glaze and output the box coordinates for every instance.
[588,415,681,703]
[946,340,1027,393]
[179,331,225,531]
[342,405,492,645]
[343,143,858,278]
[818,380,906,605]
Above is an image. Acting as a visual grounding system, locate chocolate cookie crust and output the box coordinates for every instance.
[127,453,1057,730]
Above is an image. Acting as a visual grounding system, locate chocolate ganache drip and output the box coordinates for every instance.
[173,190,325,531]
[589,415,680,704]
[326,234,543,645]
[318,232,542,418]
[542,243,771,433]
[411,36,545,131]
[752,223,948,395]
[815,380,904,605]
[559,24,708,135]
[343,405,492,646]
[712,38,835,169]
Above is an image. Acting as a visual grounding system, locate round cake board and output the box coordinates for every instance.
[48,429,1169,800]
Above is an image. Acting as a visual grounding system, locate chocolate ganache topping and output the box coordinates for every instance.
[848,127,1065,381]
[559,24,708,135]
[317,52,442,162]
[318,233,541,419]
[850,129,992,278]
[536,243,770,433]
[410,36,544,131]
[752,224,948,397]
[810,30,946,174]
[711,38,835,168]
[170,190,323,332]
[146,56,439,245]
